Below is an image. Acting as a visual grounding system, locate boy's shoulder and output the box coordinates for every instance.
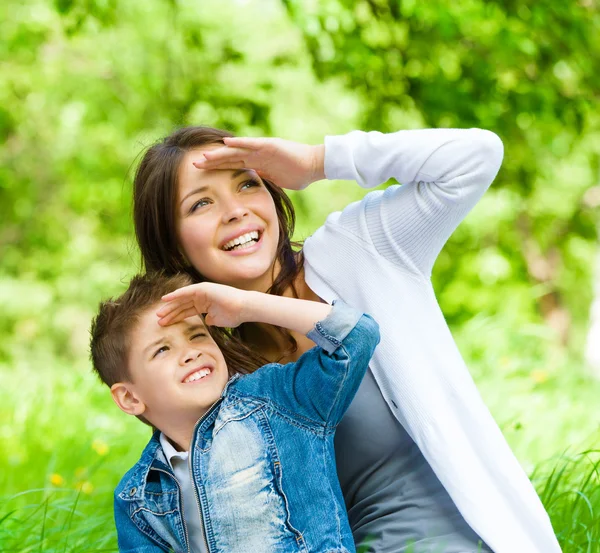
[225,361,290,398]
[114,431,164,502]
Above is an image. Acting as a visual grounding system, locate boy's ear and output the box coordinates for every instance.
[111,382,146,416]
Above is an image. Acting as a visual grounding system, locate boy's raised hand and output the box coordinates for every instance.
[157,282,250,328]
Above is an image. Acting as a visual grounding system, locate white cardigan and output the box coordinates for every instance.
[303,128,561,553]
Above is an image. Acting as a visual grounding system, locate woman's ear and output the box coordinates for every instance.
[111,382,146,416]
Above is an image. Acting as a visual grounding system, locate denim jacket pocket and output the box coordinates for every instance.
[126,491,187,553]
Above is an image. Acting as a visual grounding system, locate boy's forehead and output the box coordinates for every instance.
[135,304,206,338]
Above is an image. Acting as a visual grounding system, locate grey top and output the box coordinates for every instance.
[335,368,492,553]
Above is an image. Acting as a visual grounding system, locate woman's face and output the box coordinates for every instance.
[176,148,280,292]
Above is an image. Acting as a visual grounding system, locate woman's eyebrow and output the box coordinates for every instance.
[231,168,256,179]
[180,185,209,206]
[180,170,259,206]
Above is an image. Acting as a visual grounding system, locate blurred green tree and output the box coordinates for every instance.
[282,0,600,345]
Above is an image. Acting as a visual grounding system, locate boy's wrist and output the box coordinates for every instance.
[239,291,332,335]
[239,290,267,325]
[306,301,363,354]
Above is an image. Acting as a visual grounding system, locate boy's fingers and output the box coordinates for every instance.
[162,284,207,303]
[157,299,193,319]
[161,286,195,301]
[158,306,198,326]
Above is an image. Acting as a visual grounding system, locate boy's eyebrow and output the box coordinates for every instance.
[143,324,207,356]
[184,323,207,334]
[179,169,256,206]
[144,337,168,356]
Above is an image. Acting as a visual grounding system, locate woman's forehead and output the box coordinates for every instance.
[179,148,233,192]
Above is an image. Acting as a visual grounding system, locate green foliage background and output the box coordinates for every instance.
[1,0,600,550]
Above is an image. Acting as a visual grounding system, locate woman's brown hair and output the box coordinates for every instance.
[133,126,304,368]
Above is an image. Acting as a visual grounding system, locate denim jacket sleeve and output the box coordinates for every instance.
[114,495,170,552]
[239,300,380,427]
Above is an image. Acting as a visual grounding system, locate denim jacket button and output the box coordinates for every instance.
[129,487,137,496]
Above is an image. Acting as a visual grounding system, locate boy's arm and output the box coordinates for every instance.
[241,291,332,334]
[157,282,331,331]
[157,284,379,425]
[239,300,380,426]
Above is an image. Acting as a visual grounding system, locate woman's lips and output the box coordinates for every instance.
[222,231,264,256]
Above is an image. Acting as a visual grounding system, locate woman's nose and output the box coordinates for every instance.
[221,199,249,224]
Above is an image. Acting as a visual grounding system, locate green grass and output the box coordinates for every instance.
[535,452,600,551]
[2,320,600,552]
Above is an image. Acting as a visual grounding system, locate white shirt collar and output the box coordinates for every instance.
[159,432,189,468]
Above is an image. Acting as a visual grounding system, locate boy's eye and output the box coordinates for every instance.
[190,333,207,340]
[152,345,169,358]
[240,178,260,190]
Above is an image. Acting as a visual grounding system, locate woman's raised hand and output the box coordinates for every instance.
[157,282,251,328]
[193,137,325,191]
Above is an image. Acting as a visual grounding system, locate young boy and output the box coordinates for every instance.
[90,272,380,553]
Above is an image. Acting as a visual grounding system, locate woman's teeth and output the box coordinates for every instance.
[223,231,259,251]
[183,368,211,383]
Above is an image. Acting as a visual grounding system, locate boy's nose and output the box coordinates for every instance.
[181,349,202,365]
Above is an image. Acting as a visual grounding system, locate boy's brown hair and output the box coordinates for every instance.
[90,272,266,389]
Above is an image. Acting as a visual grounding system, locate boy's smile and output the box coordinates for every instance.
[111,303,230,447]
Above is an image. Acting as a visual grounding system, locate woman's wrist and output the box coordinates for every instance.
[310,144,326,184]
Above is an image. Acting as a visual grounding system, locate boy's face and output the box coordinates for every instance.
[114,304,230,431]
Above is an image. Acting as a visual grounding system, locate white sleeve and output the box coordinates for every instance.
[324,128,504,278]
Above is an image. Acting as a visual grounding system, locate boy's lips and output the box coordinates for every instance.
[181,364,214,384]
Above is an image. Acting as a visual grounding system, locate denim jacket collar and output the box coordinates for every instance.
[117,432,171,502]
[118,374,243,503]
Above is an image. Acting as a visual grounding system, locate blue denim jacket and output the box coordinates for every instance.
[114,301,380,553]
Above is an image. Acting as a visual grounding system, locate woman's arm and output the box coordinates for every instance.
[192,128,503,278]
[325,128,504,277]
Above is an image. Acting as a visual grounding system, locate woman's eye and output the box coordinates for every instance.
[153,346,169,358]
[191,333,207,340]
[190,198,210,213]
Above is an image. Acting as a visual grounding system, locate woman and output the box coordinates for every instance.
[132,126,560,553]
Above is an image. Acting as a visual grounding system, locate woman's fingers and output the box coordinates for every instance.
[199,146,250,163]
[193,160,247,171]
[223,136,266,150]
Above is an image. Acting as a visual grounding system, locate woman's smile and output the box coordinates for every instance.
[221,230,264,256]
[220,228,262,252]
[176,148,280,290]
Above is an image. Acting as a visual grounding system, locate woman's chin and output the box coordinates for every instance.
[208,260,277,291]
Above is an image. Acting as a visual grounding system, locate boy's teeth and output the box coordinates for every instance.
[223,231,259,251]
[184,368,211,383]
